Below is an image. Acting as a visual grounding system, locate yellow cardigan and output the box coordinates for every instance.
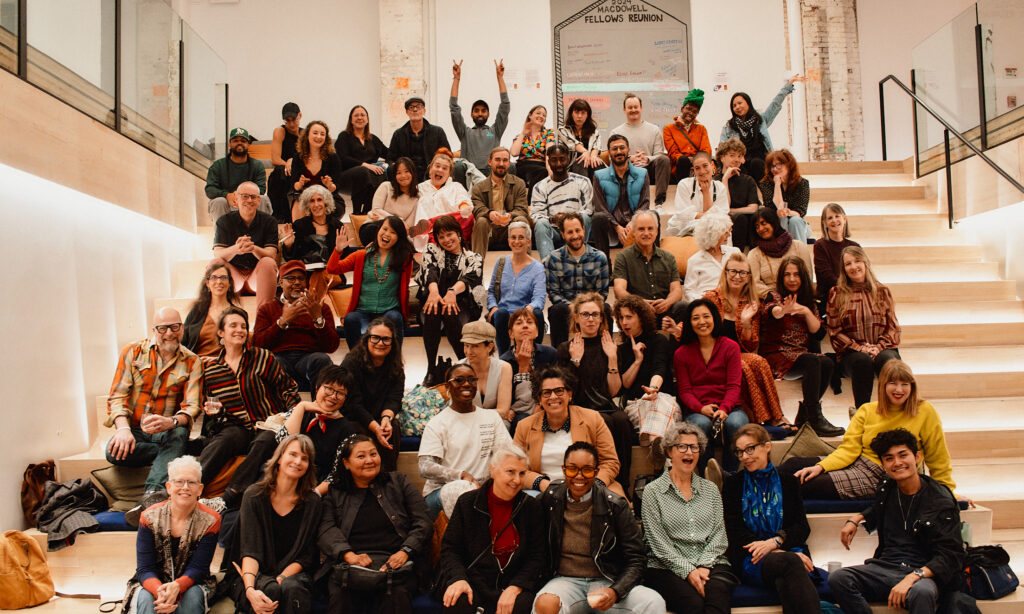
[818,400,955,493]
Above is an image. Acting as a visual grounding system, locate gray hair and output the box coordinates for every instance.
[693,212,733,251]
[633,209,660,228]
[167,455,203,482]
[661,421,709,456]
[298,184,336,216]
[490,442,529,469]
[508,220,532,242]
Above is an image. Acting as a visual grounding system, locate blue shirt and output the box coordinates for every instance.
[487,257,546,311]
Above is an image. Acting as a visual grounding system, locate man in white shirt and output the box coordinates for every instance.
[609,93,672,208]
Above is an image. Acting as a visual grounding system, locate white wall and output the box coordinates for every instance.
[186,0,380,143]
[26,0,113,92]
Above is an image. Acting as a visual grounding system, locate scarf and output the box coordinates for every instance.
[148,502,218,583]
[732,113,761,141]
[756,231,792,259]
[741,464,784,540]
[305,411,343,433]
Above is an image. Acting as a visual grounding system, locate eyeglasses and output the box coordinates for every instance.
[169,479,200,488]
[725,269,751,277]
[562,465,596,478]
[280,275,306,283]
[577,311,602,320]
[734,442,765,458]
[449,375,479,386]
[154,323,183,334]
[540,387,568,398]
[238,194,261,201]
[669,443,701,454]
[208,274,230,282]
[368,334,393,345]
[407,103,425,110]
[321,386,346,399]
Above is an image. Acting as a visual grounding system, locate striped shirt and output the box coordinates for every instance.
[543,245,610,305]
[201,347,300,427]
[642,471,729,579]
[106,339,201,427]
[530,173,594,220]
[826,284,901,358]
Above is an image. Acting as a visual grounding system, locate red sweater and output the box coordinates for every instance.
[252,299,340,354]
[326,248,412,316]
[674,336,742,414]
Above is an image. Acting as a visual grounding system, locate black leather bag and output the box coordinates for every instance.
[333,552,414,595]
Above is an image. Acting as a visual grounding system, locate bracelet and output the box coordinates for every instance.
[844,519,859,527]
[607,368,619,374]
[531,475,549,490]
[117,425,131,431]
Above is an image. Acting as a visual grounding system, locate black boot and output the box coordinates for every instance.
[808,402,845,437]
[795,402,809,427]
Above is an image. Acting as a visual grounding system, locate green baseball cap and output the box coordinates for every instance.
[229,127,251,140]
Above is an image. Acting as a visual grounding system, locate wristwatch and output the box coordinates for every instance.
[313,316,326,329]
[912,568,926,579]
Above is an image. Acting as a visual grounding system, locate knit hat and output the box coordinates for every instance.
[683,88,705,109]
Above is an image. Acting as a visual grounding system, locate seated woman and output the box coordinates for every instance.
[682,213,740,302]
[719,76,803,180]
[702,252,791,433]
[290,120,345,220]
[336,105,389,215]
[509,105,557,199]
[126,456,219,614]
[760,256,843,436]
[758,149,811,243]
[236,434,322,614]
[458,320,513,425]
[412,150,474,251]
[281,185,344,291]
[746,207,811,299]
[557,98,604,178]
[486,222,546,355]
[642,422,734,613]
[674,298,749,473]
[826,246,901,410]
[781,359,955,501]
[666,151,729,237]
[327,215,414,349]
[556,293,634,488]
[417,214,485,382]
[361,157,419,247]
[813,203,859,314]
[341,319,406,472]
[318,434,431,614]
[499,306,558,430]
[512,365,624,497]
[614,295,674,449]
[182,263,243,358]
[723,424,820,614]
[198,307,300,488]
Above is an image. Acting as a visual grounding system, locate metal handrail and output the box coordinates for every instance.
[879,73,1024,228]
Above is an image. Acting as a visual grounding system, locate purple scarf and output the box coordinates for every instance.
[756,231,793,258]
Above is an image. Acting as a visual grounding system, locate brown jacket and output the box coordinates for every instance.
[513,405,620,488]
[471,173,530,223]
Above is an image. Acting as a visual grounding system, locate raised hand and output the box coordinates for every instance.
[452,59,463,80]
[335,226,350,253]
[495,58,505,79]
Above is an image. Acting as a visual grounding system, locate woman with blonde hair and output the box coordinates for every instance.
[826,246,901,410]
[781,360,954,500]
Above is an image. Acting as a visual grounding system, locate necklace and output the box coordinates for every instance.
[897,489,917,531]
[373,251,391,283]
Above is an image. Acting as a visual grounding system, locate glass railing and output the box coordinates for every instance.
[1,0,227,178]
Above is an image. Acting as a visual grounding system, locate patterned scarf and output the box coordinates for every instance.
[756,230,793,259]
[146,502,218,582]
[741,464,783,539]
[732,113,761,141]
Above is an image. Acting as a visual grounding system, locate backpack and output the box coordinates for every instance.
[20,461,55,525]
[964,544,1020,600]
[0,530,55,609]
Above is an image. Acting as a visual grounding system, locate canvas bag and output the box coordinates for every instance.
[0,530,55,609]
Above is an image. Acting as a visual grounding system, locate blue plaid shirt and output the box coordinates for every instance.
[543,245,610,306]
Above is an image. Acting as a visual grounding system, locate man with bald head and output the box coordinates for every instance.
[211,181,279,306]
[106,307,202,526]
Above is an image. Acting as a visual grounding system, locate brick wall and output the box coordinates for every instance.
[378,0,426,137]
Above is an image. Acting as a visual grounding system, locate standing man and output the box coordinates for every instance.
[543,212,610,348]
[206,127,272,222]
[830,429,967,614]
[609,93,671,208]
[210,181,279,307]
[530,144,594,261]
[470,147,529,257]
[106,307,202,526]
[450,59,510,176]
[388,97,451,181]
[612,210,687,324]
[591,134,650,259]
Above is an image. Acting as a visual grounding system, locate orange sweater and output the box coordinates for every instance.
[663,121,712,175]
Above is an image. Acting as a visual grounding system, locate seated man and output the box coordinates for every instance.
[450,59,510,175]
[590,134,651,259]
[609,93,672,208]
[105,307,201,526]
[543,212,610,348]
[470,147,529,258]
[418,363,513,519]
[439,443,544,614]
[716,137,760,251]
[210,181,279,307]
[612,210,687,324]
[530,144,594,261]
[252,260,340,391]
[830,428,966,614]
[388,96,451,181]
[206,127,272,222]
[534,442,665,614]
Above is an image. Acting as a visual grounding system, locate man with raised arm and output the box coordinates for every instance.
[450,59,510,176]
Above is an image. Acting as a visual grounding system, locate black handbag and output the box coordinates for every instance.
[964,545,1019,600]
[333,552,414,595]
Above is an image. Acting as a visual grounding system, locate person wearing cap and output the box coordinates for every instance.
[418,362,514,519]
[252,260,340,391]
[663,89,712,183]
[449,59,510,175]
[387,96,451,182]
[469,146,529,258]
[457,320,513,426]
[267,102,302,222]
[206,127,272,222]
[210,181,280,307]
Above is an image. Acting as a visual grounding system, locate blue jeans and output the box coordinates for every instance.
[535,576,665,614]
[137,584,205,614]
[424,488,442,520]
[106,426,188,491]
[491,307,545,356]
[342,309,404,350]
[780,215,811,243]
[534,214,592,261]
[684,410,749,472]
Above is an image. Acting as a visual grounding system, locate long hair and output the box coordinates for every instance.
[762,149,802,191]
[390,157,419,199]
[297,120,335,161]
[775,255,816,309]
[613,294,657,341]
[681,298,724,344]
[833,245,884,315]
[820,203,851,241]
[564,99,596,140]
[569,292,607,336]
[330,433,381,491]
[728,92,761,129]
[256,434,318,497]
[525,105,547,126]
[367,215,414,272]
[714,252,758,316]
[875,360,922,418]
[347,317,404,378]
[186,263,241,325]
[344,105,372,140]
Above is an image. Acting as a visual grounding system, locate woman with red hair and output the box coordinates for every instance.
[759,149,811,243]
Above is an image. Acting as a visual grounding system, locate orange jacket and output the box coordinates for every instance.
[663,121,712,176]
[513,404,621,488]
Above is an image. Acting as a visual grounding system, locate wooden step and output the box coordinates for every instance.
[804,174,918,188]
[857,243,982,263]
[801,160,909,174]
[887,279,1017,302]
[900,345,1024,398]
[811,212,948,234]
[811,184,926,201]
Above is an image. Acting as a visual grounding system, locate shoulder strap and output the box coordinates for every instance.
[677,125,700,153]
[494,257,506,304]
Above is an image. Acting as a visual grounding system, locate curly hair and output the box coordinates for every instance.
[612,294,657,339]
[297,184,336,216]
[346,317,404,379]
[693,213,733,251]
[296,120,335,161]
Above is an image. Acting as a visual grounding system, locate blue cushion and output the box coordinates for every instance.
[730,568,833,607]
[401,436,422,451]
[93,511,134,532]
